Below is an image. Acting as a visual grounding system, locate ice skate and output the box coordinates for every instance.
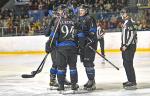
[84,80,96,91]
[49,74,58,90]
[123,82,137,90]
[62,84,79,95]
[57,84,64,94]
[49,80,59,88]
[71,83,79,90]
[123,81,130,87]
[101,59,105,64]
[71,83,79,93]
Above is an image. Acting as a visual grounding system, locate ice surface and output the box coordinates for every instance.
[0,53,150,96]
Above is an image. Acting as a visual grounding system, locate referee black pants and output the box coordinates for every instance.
[122,44,136,83]
[98,38,105,56]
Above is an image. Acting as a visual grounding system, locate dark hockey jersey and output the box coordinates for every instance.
[53,17,77,47]
[77,15,97,37]
[76,15,97,48]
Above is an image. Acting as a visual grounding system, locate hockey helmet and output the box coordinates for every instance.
[57,4,67,11]
[79,4,89,14]
[63,8,74,18]
[120,8,130,19]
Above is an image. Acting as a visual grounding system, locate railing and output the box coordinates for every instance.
[0,26,45,37]
[15,0,30,5]
[0,9,150,37]
[0,26,18,36]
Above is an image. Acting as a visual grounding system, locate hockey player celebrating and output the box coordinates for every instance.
[77,4,97,90]
[49,7,79,92]
[44,5,71,88]
[120,8,137,90]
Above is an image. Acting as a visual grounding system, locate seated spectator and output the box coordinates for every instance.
[141,19,149,30]
[6,17,13,33]
[28,24,34,35]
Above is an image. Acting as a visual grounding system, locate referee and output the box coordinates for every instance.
[120,9,137,89]
[97,21,105,64]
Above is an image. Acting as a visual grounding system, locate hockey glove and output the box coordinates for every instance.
[45,39,53,53]
[85,37,95,47]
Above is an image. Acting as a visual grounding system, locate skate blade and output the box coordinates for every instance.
[84,86,96,91]
[64,85,71,88]
[46,88,59,94]
[47,90,65,94]
[123,86,137,90]
[48,85,71,90]
[59,90,65,94]
[62,90,76,95]
[87,87,96,91]
[62,90,89,95]
[101,61,105,64]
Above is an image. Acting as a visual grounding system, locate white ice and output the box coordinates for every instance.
[0,52,150,96]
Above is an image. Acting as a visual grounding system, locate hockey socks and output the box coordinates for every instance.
[85,67,95,80]
[70,68,78,84]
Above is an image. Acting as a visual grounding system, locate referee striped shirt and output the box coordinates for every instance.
[97,26,105,39]
[121,19,137,47]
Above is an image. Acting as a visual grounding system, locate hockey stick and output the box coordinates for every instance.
[49,15,62,47]
[31,54,47,75]
[21,53,49,78]
[21,15,62,78]
[89,46,119,70]
[86,38,119,70]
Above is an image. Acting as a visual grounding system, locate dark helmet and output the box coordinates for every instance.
[63,8,74,18]
[120,8,129,15]
[57,4,67,11]
[79,4,89,13]
[120,8,131,19]
[55,4,67,16]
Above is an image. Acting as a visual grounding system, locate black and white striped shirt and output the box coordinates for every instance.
[97,26,104,39]
[121,19,137,47]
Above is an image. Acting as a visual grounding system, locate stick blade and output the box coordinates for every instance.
[117,67,119,70]
[31,70,41,75]
[21,74,34,78]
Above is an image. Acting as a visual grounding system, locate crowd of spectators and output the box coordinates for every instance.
[0,0,150,36]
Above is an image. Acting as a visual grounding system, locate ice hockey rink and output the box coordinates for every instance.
[0,52,150,96]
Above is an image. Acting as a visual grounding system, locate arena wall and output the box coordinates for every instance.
[0,31,149,54]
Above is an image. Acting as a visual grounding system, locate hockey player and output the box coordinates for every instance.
[51,7,79,91]
[45,16,58,87]
[45,5,71,88]
[96,21,105,64]
[77,4,97,90]
[120,8,137,89]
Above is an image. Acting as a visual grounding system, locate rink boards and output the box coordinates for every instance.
[0,31,150,54]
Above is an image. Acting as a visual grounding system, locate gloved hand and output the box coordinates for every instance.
[88,32,97,42]
[85,37,95,47]
[45,39,53,53]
